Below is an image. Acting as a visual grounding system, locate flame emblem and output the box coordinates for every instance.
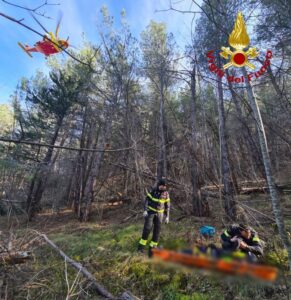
[220,12,259,69]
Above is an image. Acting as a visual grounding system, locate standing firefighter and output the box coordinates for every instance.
[138,179,170,253]
[221,224,264,262]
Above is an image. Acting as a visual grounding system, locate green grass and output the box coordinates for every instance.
[15,221,224,299]
[7,216,290,299]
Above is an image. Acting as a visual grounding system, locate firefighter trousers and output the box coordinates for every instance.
[141,212,163,245]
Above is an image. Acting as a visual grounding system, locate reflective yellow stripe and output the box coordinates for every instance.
[149,241,158,247]
[224,230,230,237]
[147,193,170,203]
[148,206,164,213]
[139,239,147,246]
[252,236,260,242]
[192,246,200,255]
[147,193,156,201]
[160,199,170,203]
[232,250,246,258]
[221,257,232,262]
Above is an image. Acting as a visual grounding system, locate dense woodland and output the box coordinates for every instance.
[0,0,291,299]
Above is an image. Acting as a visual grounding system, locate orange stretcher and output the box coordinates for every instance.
[151,248,278,282]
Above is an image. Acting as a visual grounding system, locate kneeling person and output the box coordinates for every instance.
[221,224,263,262]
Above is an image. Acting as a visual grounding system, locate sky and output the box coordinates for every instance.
[0,0,200,105]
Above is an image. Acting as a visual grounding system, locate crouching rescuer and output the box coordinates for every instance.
[221,224,264,262]
[138,179,170,253]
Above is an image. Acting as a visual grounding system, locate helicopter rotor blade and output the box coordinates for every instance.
[55,11,63,39]
[30,12,49,35]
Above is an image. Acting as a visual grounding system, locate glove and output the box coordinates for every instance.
[230,236,239,242]
[230,236,242,249]
[143,211,148,217]
[165,216,169,224]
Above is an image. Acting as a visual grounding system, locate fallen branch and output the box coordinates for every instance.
[109,161,188,188]
[0,137,135,153]
[240,187,268,194]
[238,203,276,222]
[121,212,139,223]
[118,291,140,300]
[35,232,139,300]
[36,232,114,299]
[0,199,26,203]
[175,214,190,222]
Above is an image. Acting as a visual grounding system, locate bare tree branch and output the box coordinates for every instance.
[0,137,137,153]
[34,231,115,299]
[2,0,60,19]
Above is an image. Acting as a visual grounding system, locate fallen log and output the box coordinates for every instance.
[36,232,139,300]
[240,185,288,195]
[37,232,114,299]
[118,291,140,300]
[0,251,31,265]
[240,187,268,194]
[201,181,291,195]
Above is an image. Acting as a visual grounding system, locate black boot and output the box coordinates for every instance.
[137,243,146,254]
[148,246,158,258]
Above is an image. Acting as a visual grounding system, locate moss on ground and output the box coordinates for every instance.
[4,214,290,299]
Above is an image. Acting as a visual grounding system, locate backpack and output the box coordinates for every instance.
[199,225,216,238]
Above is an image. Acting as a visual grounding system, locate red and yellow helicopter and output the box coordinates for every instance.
[18,14,69,58]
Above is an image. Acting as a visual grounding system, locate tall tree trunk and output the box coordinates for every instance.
[201,92,220,185]
[226,70,264,178]
[26,117,63,220]
[157,78,167,179]
[67,104,98,218]
[217,58,237,220]
[79,107,113,222]
[189,64,203,216]
[242,67,291,270]
[73,106,92,217]
[122,94,134,199]
[133,144,144,203]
